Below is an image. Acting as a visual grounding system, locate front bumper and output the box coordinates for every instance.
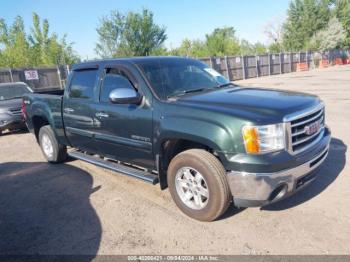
[0,114,26,131]
[227,128,331,207]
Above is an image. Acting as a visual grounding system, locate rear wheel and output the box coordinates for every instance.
[167,149,231,221]
[39,125,67,163]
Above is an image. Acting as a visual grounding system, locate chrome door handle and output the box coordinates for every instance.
[95,112,109,118]
[64,108,74,113]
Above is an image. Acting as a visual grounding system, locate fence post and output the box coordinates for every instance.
[290,52,293,72]
[279,53,282,74]
[224,56,231,81]
[241,55,246,80]
[8,68,13,82]
[268,53,271,76]
[57,65,63,89]
[66,64,70,75]
[209,57,213,68]
[256,55,259,78]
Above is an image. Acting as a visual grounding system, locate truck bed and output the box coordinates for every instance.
[23,92,69,145]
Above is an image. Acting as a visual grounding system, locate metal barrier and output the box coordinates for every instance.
[198,49,350,81]
[1,49,349,89]
[0,65,69,91]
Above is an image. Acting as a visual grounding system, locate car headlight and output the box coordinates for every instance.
[242,123,285,154]
[0,119,9,126]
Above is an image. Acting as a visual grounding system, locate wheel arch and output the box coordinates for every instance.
[156,137,226,190]
[32,114,50,141]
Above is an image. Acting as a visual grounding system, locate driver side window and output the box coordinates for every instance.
[100,68,135,103]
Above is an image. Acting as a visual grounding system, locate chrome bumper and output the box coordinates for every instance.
[227,143,330,207]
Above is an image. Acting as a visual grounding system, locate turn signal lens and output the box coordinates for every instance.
[242,124,285,154]
[242,126,260,154]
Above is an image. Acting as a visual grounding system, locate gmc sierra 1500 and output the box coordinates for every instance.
[23,57,331,221]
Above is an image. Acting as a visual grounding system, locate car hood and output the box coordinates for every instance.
[0,98,22,111]
[174,86,321,123]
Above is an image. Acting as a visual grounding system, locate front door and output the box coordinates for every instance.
[92,66,154,169]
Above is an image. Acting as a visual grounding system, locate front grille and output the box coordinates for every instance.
[290,106,325,153]
[8,107,22,115]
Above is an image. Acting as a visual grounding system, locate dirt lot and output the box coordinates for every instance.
[0,65,349,255]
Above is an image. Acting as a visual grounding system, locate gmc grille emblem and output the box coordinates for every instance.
[304,120,321,136]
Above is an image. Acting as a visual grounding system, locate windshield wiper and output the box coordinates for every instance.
[167,88,209,98]
[215,82,236,89]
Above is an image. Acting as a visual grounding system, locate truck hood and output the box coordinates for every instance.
[174,86,321,123]
[0,98,22,111]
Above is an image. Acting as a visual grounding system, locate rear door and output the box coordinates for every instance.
[63,68,99,152]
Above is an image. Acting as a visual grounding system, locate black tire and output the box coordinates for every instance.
[167,149,231,222]
[38,125,67,163]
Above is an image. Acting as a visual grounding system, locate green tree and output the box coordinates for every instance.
[28,13,79,65]
[334,0,350,48]
[253,42,268,54]
[268,42,283,53]
[0,13,79,67]
[283,0,333,51]
[240,40,267,55]
[170,38,208,57]
[95,11,125,58]
[28,13,50,65]
[205,27,240,56]
[310,17,347,50]
[0,16,30,67]
[95,8,167,57]
[240,39,254,55]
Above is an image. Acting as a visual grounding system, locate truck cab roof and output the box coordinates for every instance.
[71,56,199,71]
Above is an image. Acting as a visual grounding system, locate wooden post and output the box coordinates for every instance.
[256,55,259,78]
[268,53,271,76]
[290,52,293,72]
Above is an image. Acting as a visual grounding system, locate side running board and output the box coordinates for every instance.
[68,150,159,185]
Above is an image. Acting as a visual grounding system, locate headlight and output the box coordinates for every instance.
[0,119,9,126]
[242,123,285,154]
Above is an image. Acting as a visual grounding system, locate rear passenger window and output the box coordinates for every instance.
[69,70,98,99]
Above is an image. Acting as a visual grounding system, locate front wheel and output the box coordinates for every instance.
[167,149,231,221]
[39,125,67,163]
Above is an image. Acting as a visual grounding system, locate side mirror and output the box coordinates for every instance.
[109,88,142,104]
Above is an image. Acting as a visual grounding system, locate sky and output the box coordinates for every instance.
[0,0,290,59]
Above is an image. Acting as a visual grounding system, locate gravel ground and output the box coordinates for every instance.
[0,65,349,255]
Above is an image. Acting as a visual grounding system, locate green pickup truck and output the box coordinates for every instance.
[23,57,331,221]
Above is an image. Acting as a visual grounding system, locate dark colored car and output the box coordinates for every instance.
[0,82,33,135]
[23,57,331,221]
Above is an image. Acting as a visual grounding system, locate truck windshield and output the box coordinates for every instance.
[0,84,31,101]
[136,59,230,99]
